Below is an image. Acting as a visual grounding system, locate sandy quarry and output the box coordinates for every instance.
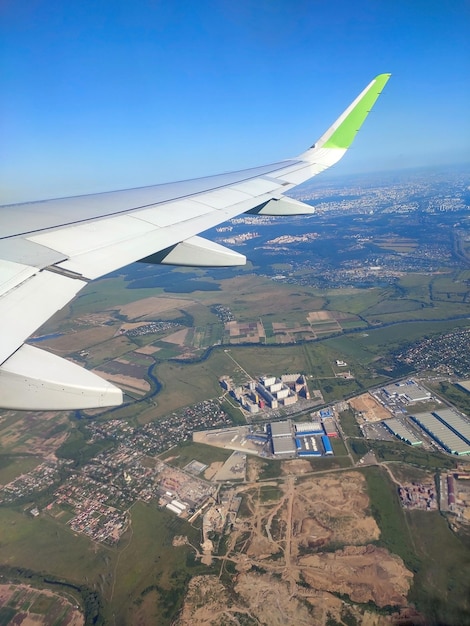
[300,545,412,606]
[176,470,413,625]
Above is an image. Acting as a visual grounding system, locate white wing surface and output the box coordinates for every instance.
[0,74,391,410]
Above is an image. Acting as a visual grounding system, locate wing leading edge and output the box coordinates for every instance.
[0,73,391,410]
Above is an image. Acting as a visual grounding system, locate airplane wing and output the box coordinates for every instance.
[0,73,391,411]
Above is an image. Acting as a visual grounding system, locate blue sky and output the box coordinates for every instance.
[1,0,469,203]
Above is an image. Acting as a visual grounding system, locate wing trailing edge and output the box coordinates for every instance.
[247,196,315,216]
[0,344,123,410]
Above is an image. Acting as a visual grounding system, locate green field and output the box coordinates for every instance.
[362,466,419,570]
[138,352,236,421]
[0,507,115,590]
[258,484,283,502]
[0,455,41,485]
[109,502,212,626]
[338,409,362,437]
[348,438,456,470]
[160,440,233,467]
[407,510,470,624]
[327,318,470,365]
[71,277,165,316]
[431,381,470,415]
[431,273,470,303]
[386,462,435,484]
[323,288,382,315]
[0,502,213,626]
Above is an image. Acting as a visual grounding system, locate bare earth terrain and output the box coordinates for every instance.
[176,471,413,625]
[349,392,392,422]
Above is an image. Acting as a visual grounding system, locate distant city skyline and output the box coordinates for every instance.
[1,0,469,204]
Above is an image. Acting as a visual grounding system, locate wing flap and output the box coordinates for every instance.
[248,196,315,216]
[29,191,274,279]
[0,259,38,293]
[155,236,246,267]
[0,344,122,410]
[0,270,87,364]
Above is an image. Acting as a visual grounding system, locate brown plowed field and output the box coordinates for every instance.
[116,296,194,319]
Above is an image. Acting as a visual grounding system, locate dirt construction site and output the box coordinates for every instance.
[349,392,392,422]
[175,469,413,626]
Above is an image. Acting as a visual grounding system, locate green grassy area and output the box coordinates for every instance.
[139,354,231,420]
[182,302,219,328]
[0,456,42,485]
[159,440,232,468]
[88,338,142,369]
[258,485,283,502]
[0,414,75,454]
[363,299,424,316]
[340,319,368,330]
[0,499,216,626]
[365,303,470,325]
[431,381,470,415]
[302,343,337,378]
[349,438,370,460]
[407,510,470,624]
[324,288,383,315]
[328,319,470,368]
[0,608,16,625]
[70,277,164,316]
[29,595,56,614]
[318,378,363,403]
[431,274,469,302]
[295,456,353,474]
[347,436,457,470]
[109,502,212,626]
[368,440,457,470]
[318,456,353,469]
[385,462,434,484]
[220,398,246,425]
[256,459,283,480]
[338,409,362,438]
[362,466,418,570]
[0,507,115,592]
[226,280,322,323]
[230,345,309,378]
[329,437,350,457]
[325,335,378,365]
[395,274,432,304]
[150,342,183,359]
[56,425,115,466]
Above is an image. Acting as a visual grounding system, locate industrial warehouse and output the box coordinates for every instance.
[269,419,335,458]
[384,418,423,446]
[410,409,470,456]
[194,414,337,460]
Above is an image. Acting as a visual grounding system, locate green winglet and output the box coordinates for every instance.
[322,73,391,149]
